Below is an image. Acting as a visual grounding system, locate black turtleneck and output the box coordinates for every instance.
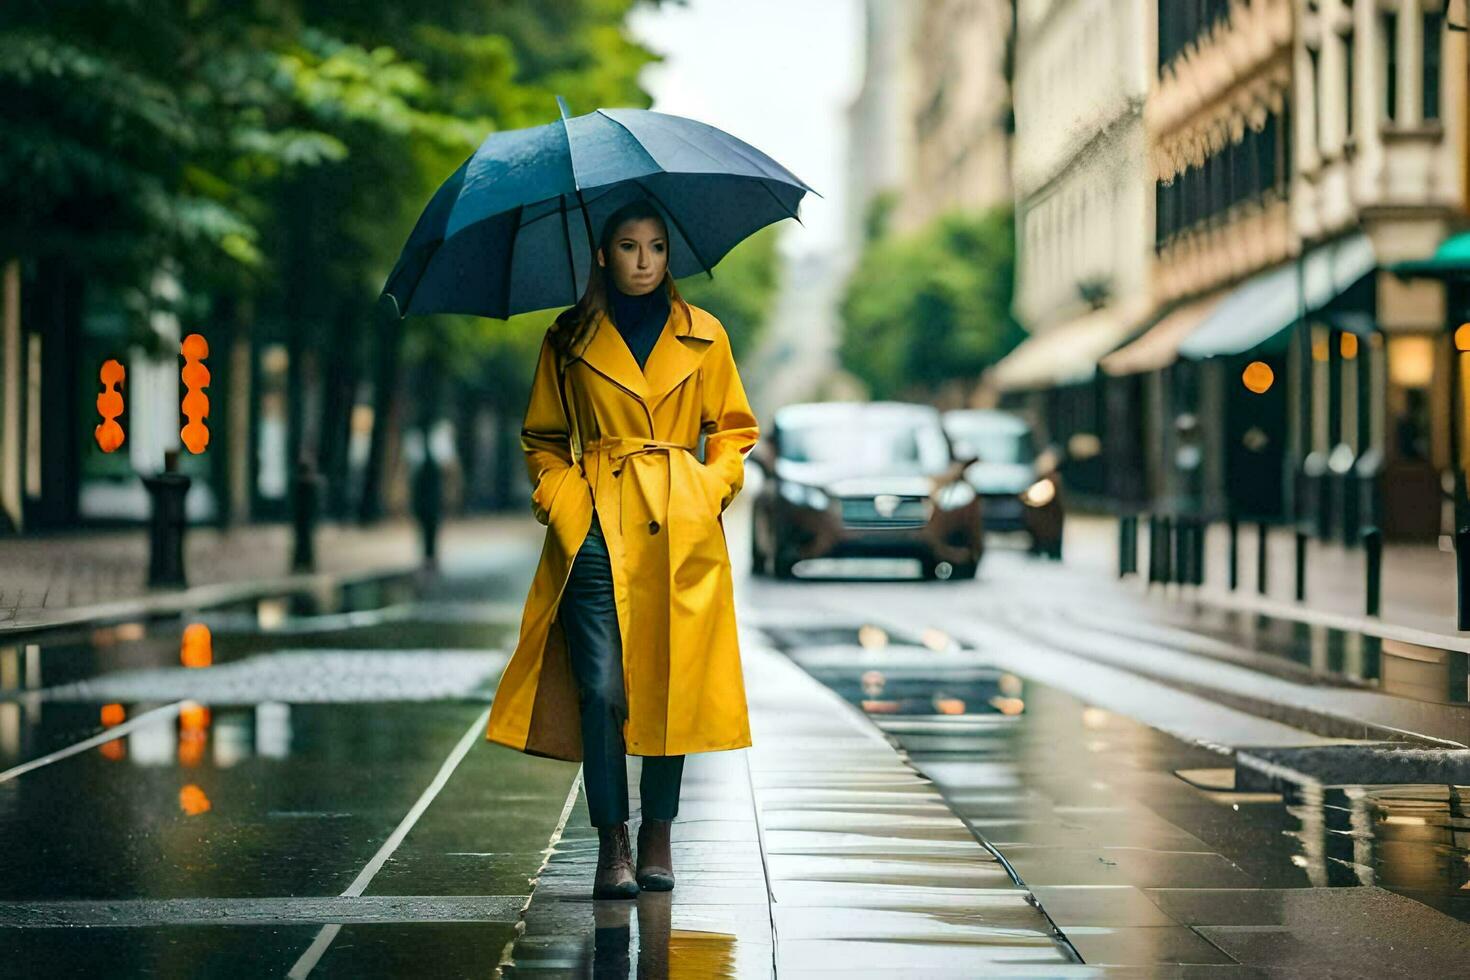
[606,275,670,372]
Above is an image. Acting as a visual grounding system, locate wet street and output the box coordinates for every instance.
[1,545,582,975]
[749,535,1470,975]
[4,507,1470,977]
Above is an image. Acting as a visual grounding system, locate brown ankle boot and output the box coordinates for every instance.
[593,823,639,899]
[636,817,675,891]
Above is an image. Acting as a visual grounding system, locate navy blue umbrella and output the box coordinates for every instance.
[382,97,820,320]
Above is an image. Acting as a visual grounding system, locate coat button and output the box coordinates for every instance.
[648,519,660,534]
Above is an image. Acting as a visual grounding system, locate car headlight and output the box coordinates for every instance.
[779,480,829,510]
[934,480,976,510]
[1021,478,1056,508]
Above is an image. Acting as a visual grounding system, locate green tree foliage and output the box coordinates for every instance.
[838,206,1023,400]
[678,224,780,363]
[0,0,787,512]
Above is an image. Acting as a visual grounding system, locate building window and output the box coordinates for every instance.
[1423,10,1442,121]
[1158,0,1236,75]
[1343,32,1355,137]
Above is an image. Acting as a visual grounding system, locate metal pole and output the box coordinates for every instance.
[1147,515,1161,584]
[1174,515,1189,586]
[1118,514,1134,577]
[1363,525,1382,617]
[1228,516,1239,590]
[1129,514,1139,575]
[143,449,191,588]
[1192,520,1206,585]
[1160,515,1175,584]
[1450,302,1470,628]
[1256,520,1269,595]
[1458,525,1470,631]
[1294,529,1308,602]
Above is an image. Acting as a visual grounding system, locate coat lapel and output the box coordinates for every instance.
[578,308,650,401]
[572,296,719,405]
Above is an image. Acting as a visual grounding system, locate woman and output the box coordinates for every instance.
[484,198,760,899]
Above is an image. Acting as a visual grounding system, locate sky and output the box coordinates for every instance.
[627,0,863,260]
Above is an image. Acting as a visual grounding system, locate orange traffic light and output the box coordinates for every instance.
[180,333,210,454]
[95,359,125,453]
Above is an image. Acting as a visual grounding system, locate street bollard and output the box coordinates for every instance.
[1227,518,1239,591]
[142,449,191,588]
[1458,526,1470,632]
[1118,514,1138,578]
[1363,526,1382,618]
[1126,514,1138,576]
[1160,516,1175,585]
[291,456,324,573]
[1147,515,1161,584]
[1294,530,1308,602]
[1191,520,1206,586]
[1256,521,1269,596]
[1174,516,1190,587]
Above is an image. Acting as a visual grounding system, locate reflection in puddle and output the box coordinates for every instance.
[772,620,1470,928]
[586,887,740,978]
[768,625,1023,720]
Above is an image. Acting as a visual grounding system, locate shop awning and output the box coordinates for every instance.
[1389,231,1470,280]
[1179,231,1377,359]
[1099,293,1225,376]
[988,302,1145,392]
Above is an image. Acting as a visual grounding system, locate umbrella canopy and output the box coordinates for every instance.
[382,97,819,320]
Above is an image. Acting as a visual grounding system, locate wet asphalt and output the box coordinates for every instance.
[1,553,579,976]
[753,544,1470,976]
[4,513,1470,976]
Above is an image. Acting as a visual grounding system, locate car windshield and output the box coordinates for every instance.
[778,417,952,475]
[947,423,1033,465]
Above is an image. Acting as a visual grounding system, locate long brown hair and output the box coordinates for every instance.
[550,198,689,359]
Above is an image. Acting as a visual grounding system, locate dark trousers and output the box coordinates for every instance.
[559,510,684,828]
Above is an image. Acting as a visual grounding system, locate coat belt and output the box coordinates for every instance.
[580,436,698,538]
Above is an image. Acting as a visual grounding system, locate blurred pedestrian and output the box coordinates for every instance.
[411,435,442,569]
[485,198,759,899]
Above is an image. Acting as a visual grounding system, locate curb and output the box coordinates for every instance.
[0,562,425,639]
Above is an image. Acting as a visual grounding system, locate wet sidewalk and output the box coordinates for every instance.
[0,514,543,634]
[749,595,1470,977]
[498,631,1081,978]
[1063,515,1460,638]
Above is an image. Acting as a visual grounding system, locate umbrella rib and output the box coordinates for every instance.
[559,194,580,301]
[632,178,715,281]
[557,106,604,270]
[501,203,524,319]
[755,178,804,227]
[599,108,818,197]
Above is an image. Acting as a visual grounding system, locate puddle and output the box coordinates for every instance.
[0,559,578,935]
[766,621,1470,928]
[766,624,1023,720]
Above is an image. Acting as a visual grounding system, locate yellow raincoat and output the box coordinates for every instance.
[484,294,759,761]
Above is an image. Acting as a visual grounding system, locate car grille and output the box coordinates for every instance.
[840,495,931,529]
[982,495,1023,521]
